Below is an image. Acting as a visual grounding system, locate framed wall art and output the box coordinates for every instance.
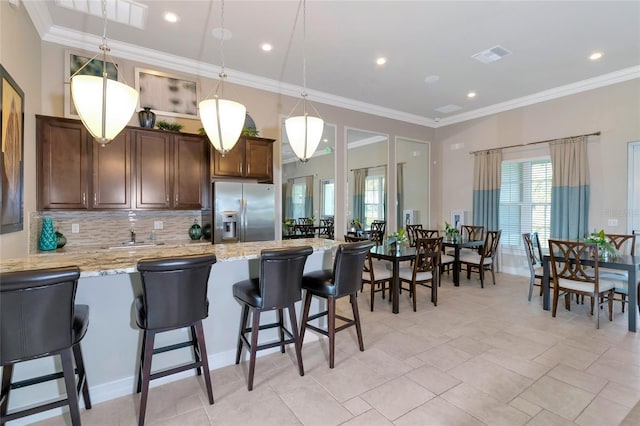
[64,50,118,118]
[135,68,199,118]
[1,64,25,234]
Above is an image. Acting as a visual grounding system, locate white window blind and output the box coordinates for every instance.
[292,182,306,219]
[364,175,385,228]
[499,159,552,249]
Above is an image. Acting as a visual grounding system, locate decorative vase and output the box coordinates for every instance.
[189,219,203,240]
[56,230,67,249]
[138,107,156,128]
[39,217,57,251]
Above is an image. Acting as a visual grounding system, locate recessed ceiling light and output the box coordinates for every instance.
[261,43,273,52]
[467,91,476,98]
[376,57,387,66]
[424,75,440,84]
[163,12,178,23]
[589,52,603,61]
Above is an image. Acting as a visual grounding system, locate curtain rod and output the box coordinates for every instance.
[469,131,600,155]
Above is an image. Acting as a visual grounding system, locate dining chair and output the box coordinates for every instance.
[523,232,544,301]
[602,234,637,313]
[369,221,386,245]
[417,229,454,281]
[345,234,392,309]
[406,224,423,247]
[398,237,441,311]
[459,230,501,288]
[548,239,615,329]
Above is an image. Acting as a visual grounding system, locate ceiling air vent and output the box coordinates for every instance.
[435,104,462,114]
[472,45,512,64]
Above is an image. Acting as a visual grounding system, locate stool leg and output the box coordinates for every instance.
[235,304,250,364]
[287,303,304,377]
[277,308,286,353]
[247,309,261,391]
[138,330,155,426]
[190,325,202,376]
[60,347,81,426]
[350,293,365,352]
[300,291,312,345]
[136,331,147,394]
[194,321,214,405]
[1,363,14,421]
[328,296,336,368]
[72,343,92,409]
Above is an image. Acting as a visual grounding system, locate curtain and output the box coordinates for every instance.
[550,136,589,239]
[304,175,314,218]
[472,149,502,230]
[353,168,367,224]
[397,163,404,229]
[284,178,294,219]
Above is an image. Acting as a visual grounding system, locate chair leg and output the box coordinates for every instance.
[194,321,214,405]
[432,274,438,306]
[235,304,250,364]
[247,309,261,391]
[72,343,92,409]
[370,282,375,312]
[528,275,535,301]
[552,286,559,318]
[1,363,13,420]
[328,296,336,369]
[608,292,613,322]
[287,303,304,377]
[590,296,595,316]
[621,294,626,313]
[277,308,286,354]
[60,347,82,426]
[596,294,600,329]
[136,330,147,394]
[300,291,312,345]
[351,293,365,352]
[190,325,202,375]
[490,266,496,285]
[138,330,155,426]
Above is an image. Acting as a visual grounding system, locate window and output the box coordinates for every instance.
[291,182,306,219]
[320,179,334,218]
[499,159,552,249]
[364,175,385,228]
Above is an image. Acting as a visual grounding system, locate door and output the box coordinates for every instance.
[242,183,275,242]
[213,181,243,243]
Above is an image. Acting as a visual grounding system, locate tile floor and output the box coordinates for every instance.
[33,272,640,426]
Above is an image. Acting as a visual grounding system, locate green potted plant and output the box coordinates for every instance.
[584,229,618,258]
[350,218,362,232]
[387,228,408,247]
[444,221,460,241]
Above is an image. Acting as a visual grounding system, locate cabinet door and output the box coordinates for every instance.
[173,134,207,209]
[92,131,131,209]
[37,116,90,209]
[134,131,171,209]
[245,138,273,181]
[212,140,244,177]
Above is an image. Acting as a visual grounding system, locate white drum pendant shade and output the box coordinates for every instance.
[285,115,324,162]
[199,98,246,155]
[71,75,138,144]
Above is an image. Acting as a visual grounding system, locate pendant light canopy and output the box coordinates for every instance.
[199,0,246,156]
[285,0,324,163]
[70,0,138,146]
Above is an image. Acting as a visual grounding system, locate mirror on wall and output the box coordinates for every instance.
[281,122,336,229]
[396,137,430,229]
[346,128,389,232]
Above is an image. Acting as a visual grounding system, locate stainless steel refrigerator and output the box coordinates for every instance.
[212,181,275,244]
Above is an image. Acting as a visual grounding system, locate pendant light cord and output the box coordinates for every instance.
[301,0,307,98]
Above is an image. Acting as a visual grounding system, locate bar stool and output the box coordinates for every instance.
[300,240,373,368]
[135,254,217,426]
[1,266,91,425]
[233,246,313,390]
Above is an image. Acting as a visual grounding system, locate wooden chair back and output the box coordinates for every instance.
[606,234,635,256]
[462,225,484,241]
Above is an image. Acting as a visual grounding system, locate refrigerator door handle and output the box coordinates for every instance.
[241,198,248,241]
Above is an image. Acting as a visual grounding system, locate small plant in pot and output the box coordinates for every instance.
[156,120,184,132]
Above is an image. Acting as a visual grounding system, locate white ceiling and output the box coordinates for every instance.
[23,0,640,128]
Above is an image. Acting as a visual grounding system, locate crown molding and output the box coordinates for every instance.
[22,0,52,39]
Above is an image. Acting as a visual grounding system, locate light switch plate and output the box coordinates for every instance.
[72,224,80,233]
[154,221,163,230]
[607,218,618,227]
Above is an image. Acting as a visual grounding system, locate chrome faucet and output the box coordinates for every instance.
[130,226,136,243]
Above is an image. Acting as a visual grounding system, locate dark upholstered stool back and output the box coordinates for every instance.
[330,241,373,297]
[1,266,91,425]
[137,254,217,330]
[1,267,81,364]
[259,247,314,309]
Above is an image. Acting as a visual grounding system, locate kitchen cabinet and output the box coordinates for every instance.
[211,136,274,182]
[37,115,208,211]
[133,130,208,210]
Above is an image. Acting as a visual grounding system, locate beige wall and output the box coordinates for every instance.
[0,1,41,258]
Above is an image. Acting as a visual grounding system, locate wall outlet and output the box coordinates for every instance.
[608,218,618,227]
[71,224,80,233]
[154,221,163,230]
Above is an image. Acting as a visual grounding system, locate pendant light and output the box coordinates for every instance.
[199,0,246,157]
[70,0,138,146]
[285,0,324,163]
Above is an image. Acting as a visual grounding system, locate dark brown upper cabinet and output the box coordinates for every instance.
[211,136,274,182]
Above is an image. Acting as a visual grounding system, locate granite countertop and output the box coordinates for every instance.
[1,238,338,278]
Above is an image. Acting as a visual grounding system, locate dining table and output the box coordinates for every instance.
[369,243,416,314]
[441,237,485,286]
[542,252,639,332]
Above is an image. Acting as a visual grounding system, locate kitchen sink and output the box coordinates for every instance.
[104,241,165,250]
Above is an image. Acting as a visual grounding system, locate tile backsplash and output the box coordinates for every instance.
[30,210,209,253]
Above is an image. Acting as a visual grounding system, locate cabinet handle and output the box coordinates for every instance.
[166,194,169,204]
[175,193,178,204]
[82,192,86,205]
[94,193,97,205]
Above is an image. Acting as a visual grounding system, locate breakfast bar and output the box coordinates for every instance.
[0,238,337,413]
